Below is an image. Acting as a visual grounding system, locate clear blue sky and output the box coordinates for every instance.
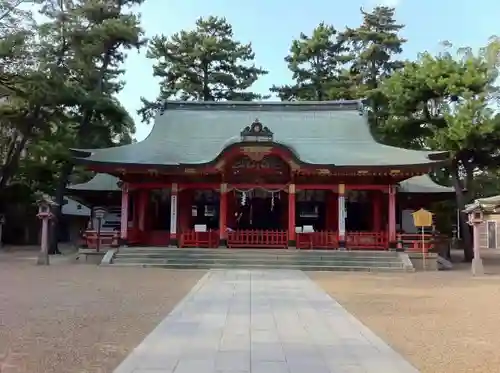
[119,0,499,141]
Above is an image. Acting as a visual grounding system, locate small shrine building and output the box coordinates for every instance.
[71,100,452,250]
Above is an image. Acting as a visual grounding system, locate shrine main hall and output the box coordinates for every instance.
[71,100,452,250]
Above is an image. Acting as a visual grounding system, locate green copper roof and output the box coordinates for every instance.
[464,195,500,213]
[73,100,447,168]
[68,173,120,192]
[399,175,454,194]
[68,173,453,195]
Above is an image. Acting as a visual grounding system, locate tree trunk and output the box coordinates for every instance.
[48,162,74,254]
[0,134,28,190]
[450,159,473,261]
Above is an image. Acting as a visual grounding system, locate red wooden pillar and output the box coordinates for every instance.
[288,184,296,246]
[170,183,178,246]
[388,185,397,249]
[372,190,381,232]
[219,183,228,246]
[120,182,129,245]
[338,183,346,249]
[138,189,148,232]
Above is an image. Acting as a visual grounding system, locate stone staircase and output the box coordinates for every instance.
[104,248,414,272]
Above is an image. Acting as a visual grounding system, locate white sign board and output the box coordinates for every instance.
[194,224,207,232]
[338,195,346,236]
[170,194,177,234]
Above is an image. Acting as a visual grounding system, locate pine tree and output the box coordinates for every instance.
[270,22,353,101]
[341,6,406,129]
[139,16,268,122]
[379,39,500,261]
[342,6,406,95]
[39,0,145,253]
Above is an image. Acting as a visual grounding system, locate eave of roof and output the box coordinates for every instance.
[399,175,454,194]
[464,195,500,213]
[67,173,121,192]
[68,173,454,196]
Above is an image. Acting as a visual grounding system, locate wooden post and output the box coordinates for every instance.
[388,185,396,250]
[120,182,129,246]
[219,183,228,247]
[338,184,346,250]
[169,183,178,247]
[288,184,296,247]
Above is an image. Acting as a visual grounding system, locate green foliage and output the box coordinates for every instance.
[270,22,353,101]
[0,0,143,216]
[342,6,406,94]
[379,42,500,160]
[139,16,268,122]
[378,38,500,260]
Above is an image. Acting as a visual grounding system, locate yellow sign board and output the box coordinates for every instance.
[412,208,433,227]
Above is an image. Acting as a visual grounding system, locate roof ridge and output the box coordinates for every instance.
[159,100,364,113]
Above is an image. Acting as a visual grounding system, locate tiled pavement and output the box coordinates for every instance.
[113,270,419,373]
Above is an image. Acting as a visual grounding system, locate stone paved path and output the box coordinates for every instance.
[114,270,419,373]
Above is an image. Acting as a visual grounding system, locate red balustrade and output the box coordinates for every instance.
[399,233,433,253]
[227,230,288,248]
[296,231,338,250]
[179,230,220,248]
[346,231,388,250]
[83,230,119,250]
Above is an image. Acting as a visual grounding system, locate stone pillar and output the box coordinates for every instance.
[338,184,346,250]
[288,184,296,247]
[169,183,178,247]
[219,183,228,247]
[472,223,485,275]
[388,185,397,249]
[120,182,129,245]
[37,215,50,265]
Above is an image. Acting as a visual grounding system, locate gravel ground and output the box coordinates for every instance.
[0,252,205,373]
[311,262,500,373]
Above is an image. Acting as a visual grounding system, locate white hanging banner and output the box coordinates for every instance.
[338,195,346,237]
[170,194,177,235]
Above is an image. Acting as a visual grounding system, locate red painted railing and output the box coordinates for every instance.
[83,230,119,250]
[399,233,433,253]
[179,230,219,248]
[346,231,388,250]
[227,230,288,248]
[296,231,338,250]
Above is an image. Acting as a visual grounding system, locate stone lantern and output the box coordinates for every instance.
[36,194,58,265]
[93,206,107,252]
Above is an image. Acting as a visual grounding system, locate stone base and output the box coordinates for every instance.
[219,239,227,248]
[288,239,296,248]
[389,241,397,251]
[338,240,346,251]
[169,238,178,247]
[36,252,49,265]
[471,257,485,276]
[408,253,438,271]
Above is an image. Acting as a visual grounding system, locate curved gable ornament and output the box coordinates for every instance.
[240,119,273,142]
